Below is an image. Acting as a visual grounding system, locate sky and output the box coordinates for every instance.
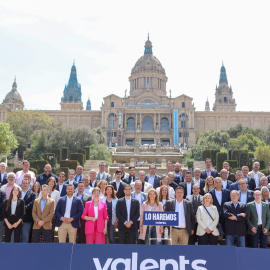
[0,0,270,112]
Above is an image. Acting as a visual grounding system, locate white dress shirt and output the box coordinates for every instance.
[125,197,131,222]
[215,190,222,205]
[99,172,104,180]
[186,183,192,196]
[64,196,73,218]
[115,181,121,191]
[222,180,228,190]
[58,184,64,195]
[255,201,262,225]
[253,172,259,188]
[94,206,98,219]
[193,178,201,185]
[175,200,186,228]
[21,191,27,200]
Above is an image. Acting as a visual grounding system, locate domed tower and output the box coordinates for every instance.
[2,78,24,111]
[128,34,168,97]
[61,62,83,110]
[212,63,236,112]
[86,98,91,110]
[205,98,210,111]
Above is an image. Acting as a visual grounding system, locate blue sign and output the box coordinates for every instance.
[143,211,179,226]
[174,109,178,144]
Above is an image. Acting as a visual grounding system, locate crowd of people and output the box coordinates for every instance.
[0,159,269,248]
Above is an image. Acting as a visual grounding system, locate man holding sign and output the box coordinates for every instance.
[164,186,195,245]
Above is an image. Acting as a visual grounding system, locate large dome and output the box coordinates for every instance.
[3,79,24,105]
[131,36,166,76]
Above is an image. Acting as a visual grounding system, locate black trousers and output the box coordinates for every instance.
[118,228,137,244]
[198,233,218,245]
[5,225,22,243]
[32,227,51,243]
[189,223,198,245]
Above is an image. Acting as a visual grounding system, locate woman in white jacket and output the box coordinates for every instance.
[196,193,219,245]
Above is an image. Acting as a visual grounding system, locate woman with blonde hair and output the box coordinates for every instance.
[203,176,215,195]
[196,193,219,245]
[139,188,163,245]
[158,185,170,206]
[97,180,108,199]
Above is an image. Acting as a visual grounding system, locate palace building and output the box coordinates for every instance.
[1,36,270,146]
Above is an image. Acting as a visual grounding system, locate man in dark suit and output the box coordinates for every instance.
[229,171,244,191]
[186,184,202,245]
[0,188,6,242]
[242,166,256,191]
[20,178,36,243]
[223,190,247,247]
[200,158,218,180]
[179,171,194,198]
[55,184,84,243]
[192,168,205,195]
[164,186,195,245]
[247,190,270,248]
[74,165,84,183]
[75,181,91,244]
[238,179,254,204]
[220,169,233,190]
[222,162,236,182]
[145,164,161,189]
[95,161,111,183]
[0,162,8,186]
[56,172,68,197]
[65,169,78,189]
[110,170,126,199]
[116,184,140,244]
[209,177,230,229]
[89,169,99,187]
[123,166,138,184]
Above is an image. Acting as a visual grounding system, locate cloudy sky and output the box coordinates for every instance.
[0,0,269,112]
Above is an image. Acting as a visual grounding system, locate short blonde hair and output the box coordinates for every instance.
[202,193,213,205]
[92,187,101,194]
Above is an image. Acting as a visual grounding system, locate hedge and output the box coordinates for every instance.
[61,147,69,160]
[77,149,86,163]
[210,150,220,166]
[239,152,249,167]
[70,153,84,167]
[255,160,265,170]
[52,148,61,162]
[202,150,211,162]
[31,160,49,175]
[44,153,55,167]
[228,150,232,161]
[224,160,238,169]
[83,146,90,160]
[53,167,69,178]
[216,152,228,172]
[60,160,79,170]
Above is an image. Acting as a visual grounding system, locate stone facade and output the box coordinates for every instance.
[1,36,270,146]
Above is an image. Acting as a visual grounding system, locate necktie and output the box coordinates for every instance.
[194,197,198,208]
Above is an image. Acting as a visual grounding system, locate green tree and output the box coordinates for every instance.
[229,133,265,152]
[254,145,270,167]
[0,122,18,155]
[90,144,111,165]
[263,125,270,145]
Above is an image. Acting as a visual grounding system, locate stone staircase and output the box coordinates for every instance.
[83,160,103,175]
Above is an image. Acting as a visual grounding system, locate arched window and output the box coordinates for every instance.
[111,102,114,107]
[224,97,227,103]
[182,102,185,108]
[160,118,169,130]
[127,117,135,130]
[142,117,153,131]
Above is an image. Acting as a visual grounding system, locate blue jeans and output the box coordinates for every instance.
[0,220,5,242]
[21,222,32,243]
[226,234,245,247]
[107,217,115,244]
[144,226,161,245]
[251,226,267,248]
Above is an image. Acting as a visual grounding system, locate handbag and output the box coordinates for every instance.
[203,205,224,236]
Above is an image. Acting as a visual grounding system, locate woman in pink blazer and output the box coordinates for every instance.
[81,187,109,244]
[139,188,164,245]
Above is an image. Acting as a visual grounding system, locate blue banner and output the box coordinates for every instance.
[143,211,179,226]
[174,109,178,145]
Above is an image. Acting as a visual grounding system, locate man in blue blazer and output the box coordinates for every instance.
[238,179,254,204]
[200,158,218,180]
[144,164,161,189]
[0,162,8,186]
[209,177,230,228]
[55,184,84,243]
[56,172,68,197]
[220,169,233,190]
[223,190,247,247]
